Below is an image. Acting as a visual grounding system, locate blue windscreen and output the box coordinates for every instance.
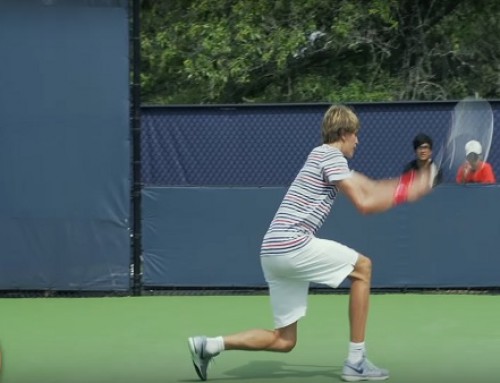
[141,102,500,186]
[0,0,130,290]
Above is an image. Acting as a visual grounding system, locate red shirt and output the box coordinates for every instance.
[456,161,496,184]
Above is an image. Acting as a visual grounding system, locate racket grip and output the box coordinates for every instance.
[394,170,415,205]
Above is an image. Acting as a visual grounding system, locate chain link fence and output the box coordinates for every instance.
[141,101,500,186]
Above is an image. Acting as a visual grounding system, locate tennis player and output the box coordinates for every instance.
[188,104,433,382]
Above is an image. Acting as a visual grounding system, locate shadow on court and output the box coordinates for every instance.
[179,360,342,382]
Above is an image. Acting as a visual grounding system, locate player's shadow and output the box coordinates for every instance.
[210,360,341,381]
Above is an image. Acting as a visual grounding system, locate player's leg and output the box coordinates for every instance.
[347,254,372,343]
[220,255,307,353]
[223,321,298,352]
[192,274,305,353]
[289,238,388,381]
[188,323,298,381]
[188,256,307,381]
[341,254,389,381]
[296,239,370,348]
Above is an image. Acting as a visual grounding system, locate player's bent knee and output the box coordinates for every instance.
[353,254,372,280]
[277,337,296,353]
[273,327,297,352]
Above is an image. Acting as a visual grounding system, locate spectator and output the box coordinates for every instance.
[456,140,496,184]
[404,133,441,186]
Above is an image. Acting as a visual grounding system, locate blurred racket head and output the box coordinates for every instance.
[434,97,494,180]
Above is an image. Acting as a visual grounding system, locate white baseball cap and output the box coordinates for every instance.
[465,140,482,156]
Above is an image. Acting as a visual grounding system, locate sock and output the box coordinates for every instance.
[205,336,225,355]
[347,341,365,364]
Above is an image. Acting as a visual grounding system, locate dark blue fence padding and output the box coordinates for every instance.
[142,187,282,287]
[141,106,322,186]
[141,102,500,186]
[0,1,130,290]
[321,185,500,288]
[142,185,500,288]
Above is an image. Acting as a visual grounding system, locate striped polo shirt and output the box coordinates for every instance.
[260,144,351,256]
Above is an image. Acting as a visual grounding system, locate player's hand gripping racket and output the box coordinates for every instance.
[433,97,494,185]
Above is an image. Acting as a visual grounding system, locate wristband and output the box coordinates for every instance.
[394,170,415,205]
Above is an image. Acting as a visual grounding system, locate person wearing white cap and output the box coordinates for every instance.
[456,140,496,184]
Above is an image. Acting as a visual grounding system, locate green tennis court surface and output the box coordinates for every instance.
[0,294,499,383]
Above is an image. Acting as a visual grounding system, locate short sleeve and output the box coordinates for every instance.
[482,163,496,183]
[320,149,352,183]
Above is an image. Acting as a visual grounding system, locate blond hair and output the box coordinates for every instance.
[321,104,360,144]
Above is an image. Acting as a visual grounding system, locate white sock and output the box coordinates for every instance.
[347,341,365,364]
[205,336,225,355]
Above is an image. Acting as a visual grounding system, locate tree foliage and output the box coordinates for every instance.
[140,0,500,104]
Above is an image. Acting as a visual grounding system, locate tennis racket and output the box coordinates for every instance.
[433,97,494,184]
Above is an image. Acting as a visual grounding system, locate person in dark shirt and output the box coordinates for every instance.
[404,133,441,186]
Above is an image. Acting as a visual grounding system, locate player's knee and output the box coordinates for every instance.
[354,254,372,280]
[272,331,297,352]
[278,337,296,353]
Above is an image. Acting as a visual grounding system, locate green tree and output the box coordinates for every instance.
[140,0,500,104]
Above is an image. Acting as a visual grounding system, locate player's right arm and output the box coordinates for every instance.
[337,170,431,215]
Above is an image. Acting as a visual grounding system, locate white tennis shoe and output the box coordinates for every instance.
[341,357,389,381]
[188,336,219,381]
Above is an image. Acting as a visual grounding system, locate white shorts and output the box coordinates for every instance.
[261,237,359,329]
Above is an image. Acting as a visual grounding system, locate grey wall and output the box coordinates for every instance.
[141,102,500,289]
[0,2,498,291]
[142,185,500,288]
[0,0,130,290]
[141,102,500,186]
